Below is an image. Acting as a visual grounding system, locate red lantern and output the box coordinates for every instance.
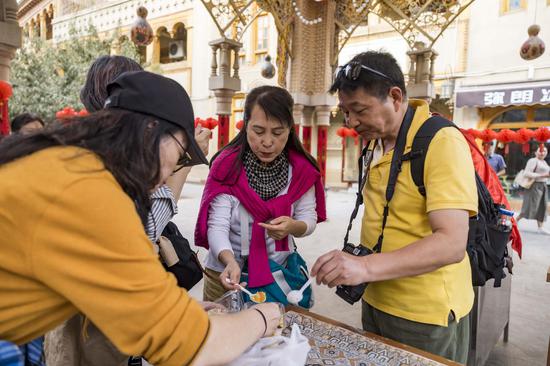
[236,119,244,130]
[496,129,516,144]
[465,128,482,139]
[479,129,497,142]
[496,129,516,155]
[515,128,534,155]
[533,126,550,152]
[0,81,13,136]
[205,117,218,130]
[336,127,347,138]
[56,107,77,121]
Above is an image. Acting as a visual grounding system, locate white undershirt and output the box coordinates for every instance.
[205,165,318,272]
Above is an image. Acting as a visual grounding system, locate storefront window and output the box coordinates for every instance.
[491,109,527,123]
[534,107,550,122]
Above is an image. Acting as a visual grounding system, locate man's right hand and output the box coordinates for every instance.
[311,249,370,288]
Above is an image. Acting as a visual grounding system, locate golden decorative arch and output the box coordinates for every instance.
[200,1,477,86]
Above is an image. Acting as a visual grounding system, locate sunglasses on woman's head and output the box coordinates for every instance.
[334,61,395,83]
[168,132,192,173]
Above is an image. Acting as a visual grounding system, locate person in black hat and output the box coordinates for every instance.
[80,55,211,242]
[0,71,282,366]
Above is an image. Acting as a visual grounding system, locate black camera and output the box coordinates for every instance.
[335,243,374,305]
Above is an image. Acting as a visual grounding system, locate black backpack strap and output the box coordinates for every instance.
[372,106,415,252]
[405,115,456,197]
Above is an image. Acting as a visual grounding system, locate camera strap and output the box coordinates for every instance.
[343,140,373,246]
[343,107,415,253]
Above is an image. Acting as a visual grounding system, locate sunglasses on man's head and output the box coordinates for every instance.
[168,132,193,173]
[335,61,395,83]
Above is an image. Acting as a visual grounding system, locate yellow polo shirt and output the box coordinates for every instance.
[0,146,209,366]
[361,100,477,326]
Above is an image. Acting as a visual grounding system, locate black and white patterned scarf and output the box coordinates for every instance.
[243,148,289,201]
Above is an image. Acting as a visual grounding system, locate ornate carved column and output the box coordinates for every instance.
[315,105,331,186]
[302,106,314,153]
[0,0,21,81]
[40,12,47,40]
[208,38,242,149]
[292,103,303,137]
[406,42,438,101]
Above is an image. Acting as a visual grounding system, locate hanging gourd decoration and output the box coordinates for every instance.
[131,7,154,47]
[520,24,545,60]
[260,55,276,79]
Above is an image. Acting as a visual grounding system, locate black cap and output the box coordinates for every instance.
[104,70,208,166]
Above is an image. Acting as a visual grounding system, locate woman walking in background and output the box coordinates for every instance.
[516,146,550,235]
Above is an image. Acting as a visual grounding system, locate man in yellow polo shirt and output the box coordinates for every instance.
[312,51,477,364]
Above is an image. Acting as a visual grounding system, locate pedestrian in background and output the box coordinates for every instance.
[516,146,550,235]
[483,141,506,177]
[11,113,45,134]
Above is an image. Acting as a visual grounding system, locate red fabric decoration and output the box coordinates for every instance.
[236,119,244,130]
[336,127,347,138]
[515,128,534,155]
[465,128,482,139]
[0,81,13,136]
[56,107,77,120]
[496,129,516,144]
[78,109,89,116]
[533,127,550,152]
[479,129,497,142]
[344,128,358,138]
[206,117,219,130]
[0,81,13,100]
[461,130,522,258]
[194,117,202,128]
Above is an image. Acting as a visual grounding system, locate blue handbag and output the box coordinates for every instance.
[240,252,313,308]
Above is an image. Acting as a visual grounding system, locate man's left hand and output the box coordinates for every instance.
[311,249,369,288]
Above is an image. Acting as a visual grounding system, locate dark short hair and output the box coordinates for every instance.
[329,51,406,100]
[11,113,45,132]
[80,55,143,112]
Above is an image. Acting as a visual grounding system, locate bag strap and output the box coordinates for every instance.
[343,106,415,253]
[404,115,455,197]
[343,142,373,246]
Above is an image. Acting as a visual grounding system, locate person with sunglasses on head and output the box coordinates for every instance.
[0,71,282,366]
[311,51,477,364]
[195,85,326,304]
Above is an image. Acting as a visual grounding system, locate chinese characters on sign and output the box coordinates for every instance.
[456,85,550,108]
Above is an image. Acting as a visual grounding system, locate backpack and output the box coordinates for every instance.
[403,115,511,287]
[158,222,203,291]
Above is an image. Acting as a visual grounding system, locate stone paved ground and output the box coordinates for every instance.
[174,183,550,366]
